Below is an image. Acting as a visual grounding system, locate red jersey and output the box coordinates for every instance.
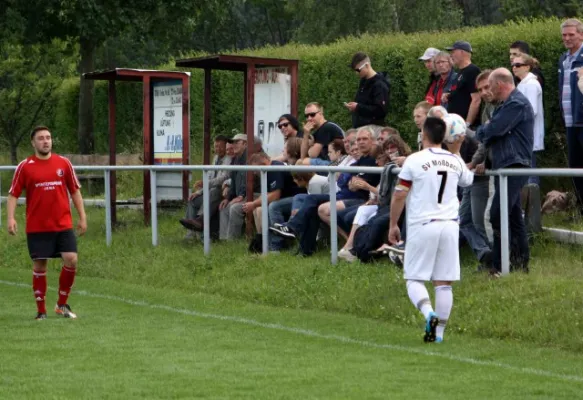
[9,154,81,233]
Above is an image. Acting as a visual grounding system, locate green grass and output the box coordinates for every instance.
[1,269,583,399]
[542,211,583,232]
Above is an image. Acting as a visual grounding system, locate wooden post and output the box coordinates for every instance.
[290,62,299,117]
[182,75,190,203]
[108,80,117,226]
[143,76,152,225]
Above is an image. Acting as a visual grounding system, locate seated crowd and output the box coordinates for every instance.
[179,19,583,277]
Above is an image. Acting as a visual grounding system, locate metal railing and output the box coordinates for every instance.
[2,164,583,275]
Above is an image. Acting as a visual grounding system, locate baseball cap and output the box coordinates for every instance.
[228,133,247,143]
[418,48,440,61]
[445,41,473,53]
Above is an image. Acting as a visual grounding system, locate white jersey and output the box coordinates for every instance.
[397,148,473,227]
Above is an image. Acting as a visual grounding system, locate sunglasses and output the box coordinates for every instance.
[305,111,320,118]
[277,122,289,129]
[354,62,369,72]
[511,63,526,68]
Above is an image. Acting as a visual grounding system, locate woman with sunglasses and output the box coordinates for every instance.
[272,114,301,163]
[512,54,545,185]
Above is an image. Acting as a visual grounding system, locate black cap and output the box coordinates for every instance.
[214,134,229,142]
[350,52,369,69]
[445,41,473,53]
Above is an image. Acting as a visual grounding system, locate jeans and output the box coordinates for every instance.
[288,194,330,233]
[291,193,309,212]
[268,197,294,250]
[470,179,490,244]
[528,152,540,186]
[338,205,360,233]
[567,127,583,209]
[459,183,491,262]
[490,174,530,272]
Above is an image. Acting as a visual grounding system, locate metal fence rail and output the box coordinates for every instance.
[2,164,583,275]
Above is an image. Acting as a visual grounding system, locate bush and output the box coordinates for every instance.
[53,17,573,189]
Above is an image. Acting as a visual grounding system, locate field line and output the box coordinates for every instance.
[1,279,582,383]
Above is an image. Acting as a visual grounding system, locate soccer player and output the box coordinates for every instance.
[7,126,87,320]
[388,117,473,343]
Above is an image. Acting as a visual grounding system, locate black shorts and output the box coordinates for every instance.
[26,229,78,260]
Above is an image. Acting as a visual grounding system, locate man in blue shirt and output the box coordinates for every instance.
[558,18,583,214]
[476,68,534,274]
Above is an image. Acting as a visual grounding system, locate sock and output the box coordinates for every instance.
[32,271,47,314]
[435,285,453,339]
[406,280,433,319]
[58,266,76,306]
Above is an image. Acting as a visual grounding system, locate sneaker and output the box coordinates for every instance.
[35,312,47,320]
[424,312,439,343]
[338,248,357,262]
[387,241,405,255]
[180,218,203,231]
[55,304,77,319]
[435,337,443,343]
[269,225,296,239]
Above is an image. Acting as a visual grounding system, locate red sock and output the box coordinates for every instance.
[32,271,47,314]
[58,266,76,306]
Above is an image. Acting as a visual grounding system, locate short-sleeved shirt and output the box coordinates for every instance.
[9,154,81,233]
[397,148,473,227]
[267,160,304,198]
[312,121,344,160]
[446,63,481,120]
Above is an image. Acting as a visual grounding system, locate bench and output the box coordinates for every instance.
[62,154,142,194]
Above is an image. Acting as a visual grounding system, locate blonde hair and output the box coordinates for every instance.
[414,101,432,114]
[305,102,323,114]
[515,53,540,70]
[561,18,583,34]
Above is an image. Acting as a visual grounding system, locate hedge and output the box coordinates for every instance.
[52,17,574,188]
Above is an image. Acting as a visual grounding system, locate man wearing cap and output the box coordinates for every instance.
[344,52,390,137]
[442,41,482,127]
[179,134,232,239]
[419,47,441,103]
[218,132,250,240]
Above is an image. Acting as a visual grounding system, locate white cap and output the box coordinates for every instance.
[419,47,440,61]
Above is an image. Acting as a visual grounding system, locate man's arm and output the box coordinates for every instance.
[389,190,407,229]
[475,100,525,146]
[6,195,18,235]
[71,190,87,235]
[307,143,323,159]
[466,92,482,126]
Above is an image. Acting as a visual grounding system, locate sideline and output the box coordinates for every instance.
[1,279,582,384]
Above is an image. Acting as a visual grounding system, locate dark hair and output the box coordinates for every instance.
[277,114,300,132]
[423,117,447,145]
[476,69,492,85]
[350,52,369,69]
[380,126,400,136]
[214,134,229,143]
[31,125,50,139]
[328,138,347,155]
[510,40,531,55]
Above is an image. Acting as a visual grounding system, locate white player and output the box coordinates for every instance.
[388,117,473,343]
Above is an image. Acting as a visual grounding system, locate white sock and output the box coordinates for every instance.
[434,285,453,339]
[406,280,433,319]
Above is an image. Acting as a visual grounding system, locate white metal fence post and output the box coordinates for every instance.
[499,174,510,275]
[150,170,158,247]
[328,172,338,265]
[104,170,112,246]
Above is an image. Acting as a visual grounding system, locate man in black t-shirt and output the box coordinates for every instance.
[300,102,345,166]
[442,41,482,127]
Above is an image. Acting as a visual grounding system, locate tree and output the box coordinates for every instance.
[8,0,199,154]
[0,40,76,163]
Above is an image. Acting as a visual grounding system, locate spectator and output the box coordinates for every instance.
[245,152,303,252]
[513,54,545,185]
[509,41,545,90]
[338,135,412,262]
[378,126,400,144]
[300,102,344,165]
[476,68,534,274]
[273,114,302,162]
[442,41,482,127]
[419,47,441,104]
[271,127,380,256]
[343,129,357,153]
[179,135,232,238]
[345,52,391,137]
[414,101,432,150]
[559,18,583,213]
[219,133,251,240]
[426,51,458,106]
[281,137,302,165]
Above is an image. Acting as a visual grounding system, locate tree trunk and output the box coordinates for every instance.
[78,36,96,154]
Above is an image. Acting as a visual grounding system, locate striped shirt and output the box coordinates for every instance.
[561,44,583,127]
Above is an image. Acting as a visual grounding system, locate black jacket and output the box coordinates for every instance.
[352,72,390,128]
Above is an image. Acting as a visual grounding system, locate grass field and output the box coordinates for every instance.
[1,206,583,399]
